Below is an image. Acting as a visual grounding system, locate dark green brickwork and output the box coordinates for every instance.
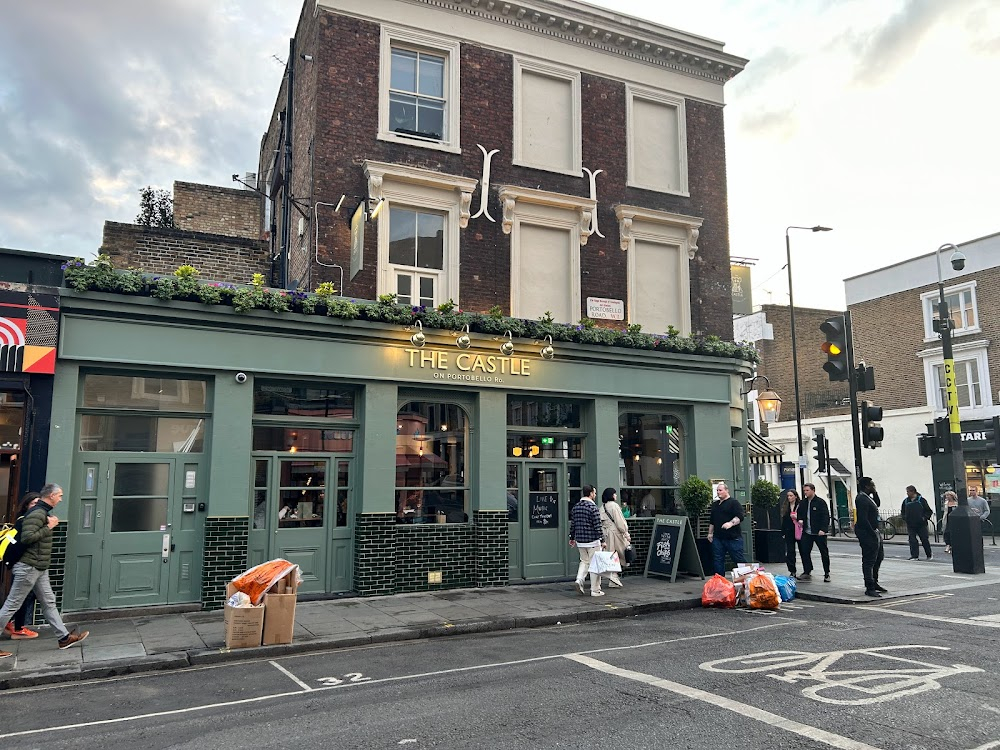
[354,513,397,596]
[624,517,655,576]
[474,511,508,587]
[396,524,475,591]
[202,517,249,610]
[32,522,67,627]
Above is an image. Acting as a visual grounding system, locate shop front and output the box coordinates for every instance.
[929,419,1000,528]
[47,291,751,611]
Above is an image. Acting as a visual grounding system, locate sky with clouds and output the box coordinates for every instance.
[1,0,998,312]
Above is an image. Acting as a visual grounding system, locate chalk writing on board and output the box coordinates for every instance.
[530,494,558,529]
[656,536,672,563]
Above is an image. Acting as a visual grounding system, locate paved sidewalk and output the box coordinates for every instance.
[2,550,997,691]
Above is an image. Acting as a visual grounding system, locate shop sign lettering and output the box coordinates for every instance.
[406,348,531,384]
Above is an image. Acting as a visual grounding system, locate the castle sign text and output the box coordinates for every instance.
[406,348,531,384]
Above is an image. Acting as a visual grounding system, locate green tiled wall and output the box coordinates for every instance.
[202,516,249,610]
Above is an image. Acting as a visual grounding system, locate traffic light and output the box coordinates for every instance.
[981,416,1000,464]
[813,429,827,472]
[861,401,884,449]
[820,315,849,382]
[917,416,949,457]
[855,363,876,392]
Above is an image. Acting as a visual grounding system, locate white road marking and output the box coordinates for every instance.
[269,660,312,691]
[857,607,1000,628]
[970,742,1000,750]
[700,646,981,705]
[0,621,792,740]
[970,614,1000,622]
[566,653,881,750]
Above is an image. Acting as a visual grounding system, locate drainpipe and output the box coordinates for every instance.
[279,37,296,289]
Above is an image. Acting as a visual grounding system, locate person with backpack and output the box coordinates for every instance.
[0,483,88,658]
[1,492,41,640]
[901,485,933,561]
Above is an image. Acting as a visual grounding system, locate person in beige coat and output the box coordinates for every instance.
[600,487,631,587]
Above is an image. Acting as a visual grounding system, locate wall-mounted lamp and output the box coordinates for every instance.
[540,335,554,360]
[500,330,514,356]
[456,324,472,349]
[410,320,426,348]
[368,197,385,222]
[300,53,313,62]
[741,375,782,425]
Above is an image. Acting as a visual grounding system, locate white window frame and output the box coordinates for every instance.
[364,161,477,308]
[497,185,595,323]
[512,57,582,177]
[626,85,689,196]
[615,205,701,336]
[918,339,993,416]
[920,281,979,342]
[379,26,461,155]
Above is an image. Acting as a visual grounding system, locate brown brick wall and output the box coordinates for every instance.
[755,304,850,422]
[258,4,736,337]
[849,266,1000,413]
[101,221,270,282]
[173,181,263,240]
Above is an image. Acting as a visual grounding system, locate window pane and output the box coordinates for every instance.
[253,382,355,418]
[0,401,23,449]
[111,497,168,532]
[336,489,349,527]
[507,434,582,459]
[416,213,444,269]
[619,413,683,487]
[416,99,445,140]
[114,463,170,496]
[252,426,354,452]
[506,463,519,522]
[619,487,677,518]
[82,375,207,411]
[418,277,434,308]
[417,53,444,97]
[389,92,418,133]
[280,459,325,487]
[390,48,417,92]
[80,415,205,452]
[397,274,413,305]
[254,459,268,488]
[279,489,324,528]
[395,402,468,523]
[507,398,581,428]
[253,489,267,530]
[389,208,417,265]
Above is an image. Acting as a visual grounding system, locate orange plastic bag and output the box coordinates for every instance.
[701,574,737,608]
[230,559,300,605]
[748,572,780,610]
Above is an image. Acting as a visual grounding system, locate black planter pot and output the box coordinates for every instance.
[696,538,715,576]
[753,529,786,564]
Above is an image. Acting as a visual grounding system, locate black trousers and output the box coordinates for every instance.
[908,523,932,558]
[859,534,884,589]
[784,534,806,574]
[801,534,831,575]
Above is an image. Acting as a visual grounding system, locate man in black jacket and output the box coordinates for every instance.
[707,482,746,575]
[800,483,831,582]
[901,485,933,561]
[856,477,886,597]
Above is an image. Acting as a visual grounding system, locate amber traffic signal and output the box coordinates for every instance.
[820,315,849,382]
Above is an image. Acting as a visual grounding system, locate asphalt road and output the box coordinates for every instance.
[3,561,1000,750]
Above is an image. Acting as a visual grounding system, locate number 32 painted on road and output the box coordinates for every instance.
[317,672,371,686]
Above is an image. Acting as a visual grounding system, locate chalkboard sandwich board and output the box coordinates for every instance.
[645,515,705,582]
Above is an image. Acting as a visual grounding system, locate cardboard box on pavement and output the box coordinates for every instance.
[224,583,265,649]
[262,571,299,645]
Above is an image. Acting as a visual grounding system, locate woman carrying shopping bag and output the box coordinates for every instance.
[780,489,806,578]
[600,487,630,588]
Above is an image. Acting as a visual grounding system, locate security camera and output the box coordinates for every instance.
[235,372,248,384]
[950,251,966,272]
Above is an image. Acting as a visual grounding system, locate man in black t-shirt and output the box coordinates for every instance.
[707,482,746,575]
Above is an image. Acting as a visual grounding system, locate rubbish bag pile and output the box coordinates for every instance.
[701,563,792,610]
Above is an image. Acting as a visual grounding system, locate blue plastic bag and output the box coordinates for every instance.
[774,575,797,602]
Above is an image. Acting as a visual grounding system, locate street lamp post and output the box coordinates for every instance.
[786,225,833,492]
[935,242,984,574]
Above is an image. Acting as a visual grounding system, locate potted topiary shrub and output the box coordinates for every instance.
[679,475,716,574]
[750,477,784,564]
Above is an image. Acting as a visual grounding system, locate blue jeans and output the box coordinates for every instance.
[0,563,70,640]
[712,536,747,575]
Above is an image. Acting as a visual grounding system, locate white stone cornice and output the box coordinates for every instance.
[614,204,703,257]
[363,160,479,227]
[406,0,747,84]
[497,185,595,245]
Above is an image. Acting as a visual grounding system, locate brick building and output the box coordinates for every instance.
[258,0,745,338]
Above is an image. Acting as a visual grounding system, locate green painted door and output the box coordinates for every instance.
[507,462,567,579]
[250,454,353,594]
[99,457,204,608]
[835,481,849,519]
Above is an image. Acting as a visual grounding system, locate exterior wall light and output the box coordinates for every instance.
[540,335,554,360]
[368,197,385,222]
[456,324,472,349]
[410,320,426,348]
[500,330,514,356]
[740,374,782,425]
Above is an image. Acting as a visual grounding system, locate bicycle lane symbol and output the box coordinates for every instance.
[700,646,982,705]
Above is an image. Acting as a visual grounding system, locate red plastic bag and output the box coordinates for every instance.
[701,574,737,608]
[748,572,781,610]
[230,559,300,605]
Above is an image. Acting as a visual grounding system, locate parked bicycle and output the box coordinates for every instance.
[836,515,896,541]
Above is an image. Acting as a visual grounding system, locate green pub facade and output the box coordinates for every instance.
[47,291,752,611]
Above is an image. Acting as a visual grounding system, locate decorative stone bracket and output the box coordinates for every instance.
[497,185,596,246]
[614,204,702,257]
[363,160,478,228]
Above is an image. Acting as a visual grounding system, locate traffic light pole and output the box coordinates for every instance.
[825,436,836,535]
[844,311,864,481]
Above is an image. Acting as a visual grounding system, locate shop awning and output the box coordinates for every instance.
[748,431,783,464]
[825,458,852,478]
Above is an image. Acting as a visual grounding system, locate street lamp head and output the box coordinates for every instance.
[811,226,833,232]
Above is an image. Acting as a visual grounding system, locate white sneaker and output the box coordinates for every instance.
[591,590,605,597]
[607,575,624,588]
[575,580,586,594]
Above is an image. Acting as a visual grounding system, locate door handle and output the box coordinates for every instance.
[162,533,171,562]
[170,543,176,551]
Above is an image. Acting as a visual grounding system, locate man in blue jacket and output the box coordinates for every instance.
[0,483,89,657]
